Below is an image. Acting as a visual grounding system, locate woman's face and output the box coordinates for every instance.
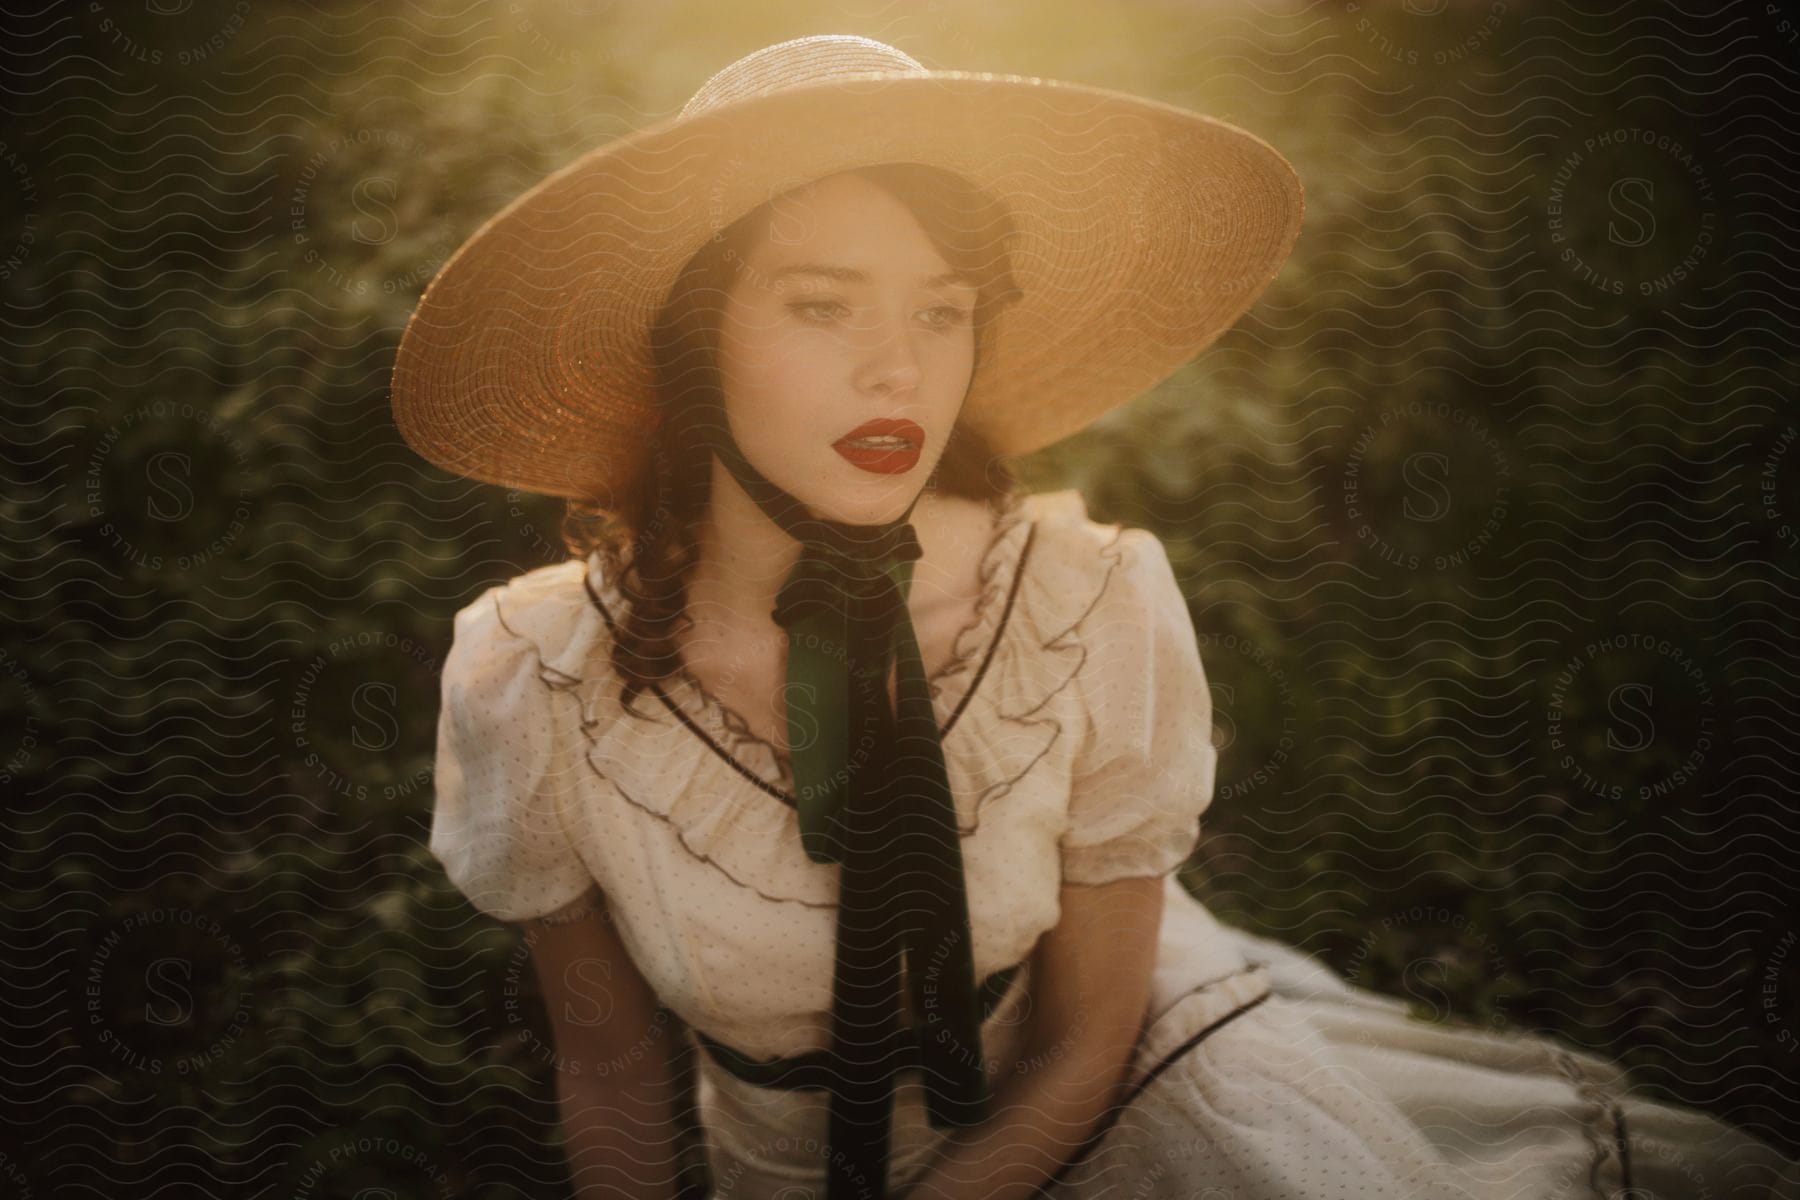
[714,171,979,526]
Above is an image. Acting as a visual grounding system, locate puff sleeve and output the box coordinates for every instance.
[1059,528,1220,887]
[428,586,601,923]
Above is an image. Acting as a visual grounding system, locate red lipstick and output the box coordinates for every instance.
[832,417,924,475]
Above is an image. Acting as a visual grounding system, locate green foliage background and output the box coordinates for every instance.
[5,0,1798,1194]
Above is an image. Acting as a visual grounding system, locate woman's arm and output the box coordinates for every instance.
[519,890,693,1200]
[900,873,1164,1200]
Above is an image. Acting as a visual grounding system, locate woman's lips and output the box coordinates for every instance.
[834,441,921,474]
[833,418,924,475]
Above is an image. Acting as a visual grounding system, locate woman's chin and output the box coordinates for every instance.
[804,475,919,528]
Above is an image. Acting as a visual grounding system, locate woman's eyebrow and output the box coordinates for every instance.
[768,263,978,289]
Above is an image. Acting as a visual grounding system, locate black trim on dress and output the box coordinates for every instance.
[1550,1044,1636,1198]
[1034,972,1274,1198]
[689,959,1026,1090]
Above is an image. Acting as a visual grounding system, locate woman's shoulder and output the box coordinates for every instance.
[1013,488,1180,633]
[445,555,609,691]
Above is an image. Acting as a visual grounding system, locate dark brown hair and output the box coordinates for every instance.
[560,161,1026,713]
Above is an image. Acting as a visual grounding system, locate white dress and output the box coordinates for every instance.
[429,488,1800,1199]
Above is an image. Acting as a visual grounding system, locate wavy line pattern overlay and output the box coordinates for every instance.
[3,0,1798,1197]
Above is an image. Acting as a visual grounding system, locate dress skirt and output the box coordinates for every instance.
[1035,878,1800,1200]
[681,875,1800,1199]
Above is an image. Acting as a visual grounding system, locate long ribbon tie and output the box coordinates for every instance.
[708,431,992,1200]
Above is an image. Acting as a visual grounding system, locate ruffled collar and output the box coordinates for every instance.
[582,492,1034,796]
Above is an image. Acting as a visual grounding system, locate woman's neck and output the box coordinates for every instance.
[685,459,997,644]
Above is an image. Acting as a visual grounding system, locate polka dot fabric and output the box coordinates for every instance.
[429,582,602,924]
[1060,523,1220,887]
[426,488,1800,1199]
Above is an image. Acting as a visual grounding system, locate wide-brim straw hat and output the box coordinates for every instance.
[390,33,1304,506]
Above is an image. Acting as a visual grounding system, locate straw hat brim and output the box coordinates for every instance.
[391,69,1304,505]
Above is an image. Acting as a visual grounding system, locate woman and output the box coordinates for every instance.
[394,34,1800,1200]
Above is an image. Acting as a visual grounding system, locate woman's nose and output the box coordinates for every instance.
[852,310,925,393]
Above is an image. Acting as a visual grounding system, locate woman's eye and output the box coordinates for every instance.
[787,300,972,329]
[789,300,849,323]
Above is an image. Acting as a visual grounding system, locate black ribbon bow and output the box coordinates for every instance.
[705,424,993,1200]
